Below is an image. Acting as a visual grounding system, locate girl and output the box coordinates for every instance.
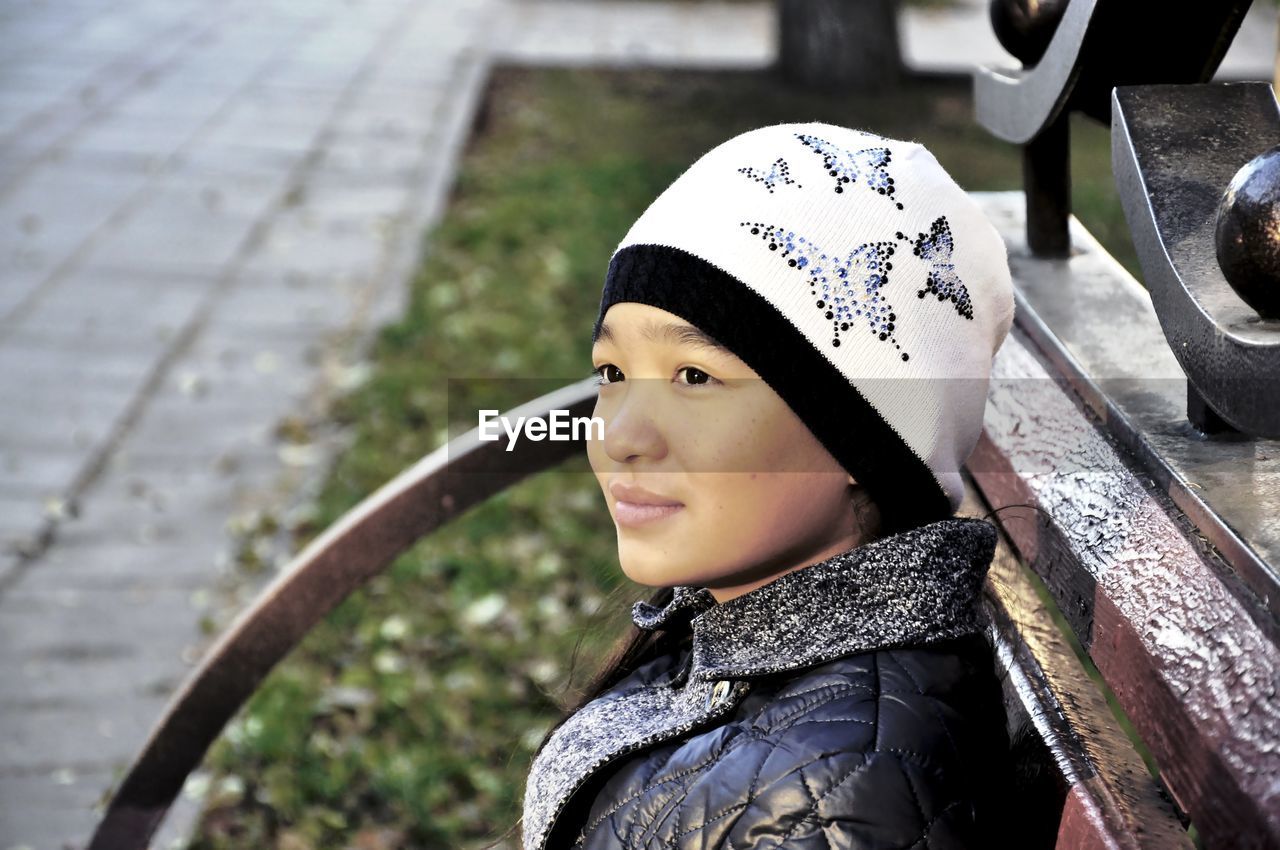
[517,121,1016,849]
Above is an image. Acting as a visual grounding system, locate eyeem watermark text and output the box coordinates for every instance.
[479,409,604,451]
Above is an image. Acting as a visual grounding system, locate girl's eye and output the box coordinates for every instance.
[677,366,719,386]
[593,364,624,385]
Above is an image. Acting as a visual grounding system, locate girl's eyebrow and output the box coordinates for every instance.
[595,319,731,355]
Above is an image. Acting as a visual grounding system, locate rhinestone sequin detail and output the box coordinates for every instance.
[796,132,902,209]
[740,221,908,357]
[902,216,974,319]
[737,156,801,193]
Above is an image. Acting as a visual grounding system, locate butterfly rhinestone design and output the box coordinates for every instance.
[740,215,975,357]
[795,133,903,209]
[898,216,974,320]
[740,221,908,358]
[737,157,801,193]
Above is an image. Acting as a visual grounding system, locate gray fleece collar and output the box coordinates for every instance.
[630,516,999,684]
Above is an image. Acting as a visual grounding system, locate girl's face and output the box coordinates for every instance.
[587,302,869,603]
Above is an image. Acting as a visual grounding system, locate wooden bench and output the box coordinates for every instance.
[83,254,1280,845]
[88,1,1280,847]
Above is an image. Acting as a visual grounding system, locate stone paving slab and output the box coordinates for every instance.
[0,496,57,552]
[1,690,173,775]
[0,330,165,396]
[0,449,87,501]
[0,641,192,724]
[0,765,120,850]
[210,273,370,335]
[48,497,246,564]
[8,537,233,592]
[240,210,395,282]
[0,398,131,466]
[77,201,259,278]
[0,168,152,312]
[137,327,330,411]
[0,5,253,176]
[7,267,211,355]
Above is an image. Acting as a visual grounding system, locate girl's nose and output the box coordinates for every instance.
[599,380,668,465]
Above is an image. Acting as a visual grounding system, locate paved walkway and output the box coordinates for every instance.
[0,1,494,847]
[0,1,1274,848]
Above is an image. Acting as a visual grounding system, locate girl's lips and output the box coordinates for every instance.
[615,500,684,528]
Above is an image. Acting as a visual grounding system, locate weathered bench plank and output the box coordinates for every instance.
[969,192,1280,850]
[972,190,1280,630]
[971,478,1193,850]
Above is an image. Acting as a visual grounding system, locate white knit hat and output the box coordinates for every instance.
[592,121,1015,534]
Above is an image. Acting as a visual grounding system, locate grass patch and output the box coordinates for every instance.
[187,66,1139,849]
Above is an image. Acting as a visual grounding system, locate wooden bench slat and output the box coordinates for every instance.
[970,475,1193,850]
[971,318,1280,848]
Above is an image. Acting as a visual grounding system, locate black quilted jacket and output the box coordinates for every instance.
[522,517,1015,850]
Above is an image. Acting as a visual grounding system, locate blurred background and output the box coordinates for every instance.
[0,1,1275,848]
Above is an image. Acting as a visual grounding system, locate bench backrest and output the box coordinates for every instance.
[86,315,1279,849]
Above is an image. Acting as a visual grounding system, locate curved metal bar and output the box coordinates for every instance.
[975,0,1250,144]
[1113,82,1280,437]
[974,0,1096,143]
[87,377,600,850]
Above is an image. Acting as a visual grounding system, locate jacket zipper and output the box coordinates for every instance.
[537,679,751,850]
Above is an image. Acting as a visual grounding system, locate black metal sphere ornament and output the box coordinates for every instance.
[989,0,1070,66]
[1215,143,1280,320]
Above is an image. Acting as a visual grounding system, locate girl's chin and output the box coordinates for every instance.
[618,550,691,587]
